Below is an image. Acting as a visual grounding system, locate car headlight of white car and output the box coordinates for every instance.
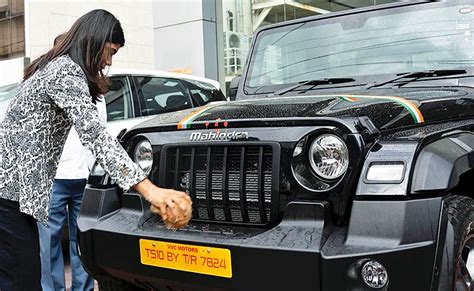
[134,139,153,175]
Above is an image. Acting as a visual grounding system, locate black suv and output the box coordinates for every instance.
[78,1,474,290]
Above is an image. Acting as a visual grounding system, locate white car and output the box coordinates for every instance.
[0,83,18,121]
[104,69,226,137]
[0,70,227,137]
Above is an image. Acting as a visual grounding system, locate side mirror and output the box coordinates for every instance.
[228,76,241,101]
[116,128,127,141]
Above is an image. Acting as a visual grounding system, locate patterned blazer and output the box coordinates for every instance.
[0,55,147,224]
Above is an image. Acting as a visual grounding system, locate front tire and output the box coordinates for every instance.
[446,196,474,290]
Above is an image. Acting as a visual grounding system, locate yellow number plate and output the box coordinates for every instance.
[139,239,232,278]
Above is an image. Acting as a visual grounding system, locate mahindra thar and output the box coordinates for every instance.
[78,1,474,290]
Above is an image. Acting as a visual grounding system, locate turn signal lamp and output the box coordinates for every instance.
[366,162,405,183]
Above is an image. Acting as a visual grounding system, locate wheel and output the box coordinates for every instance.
[97,276,144,291]
[446,196,474,291]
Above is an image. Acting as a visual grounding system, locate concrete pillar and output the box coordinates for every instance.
[153,0,224,88]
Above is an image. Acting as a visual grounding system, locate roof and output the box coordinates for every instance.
[107,68,221,89]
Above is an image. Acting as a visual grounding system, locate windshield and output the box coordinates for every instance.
[245,1,474,94]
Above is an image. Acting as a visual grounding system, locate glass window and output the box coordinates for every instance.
[221,0,398,95]
[135,76,192,116]
[104,77,133,121]
[0,0,25,60]
[245,1,474,94]
[183,79,226,106]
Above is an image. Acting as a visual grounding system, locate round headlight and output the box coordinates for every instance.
[134,140,153,175]
[309,134,349,180]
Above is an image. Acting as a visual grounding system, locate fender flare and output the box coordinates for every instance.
[430,198,456,290]
[411,132,474,193]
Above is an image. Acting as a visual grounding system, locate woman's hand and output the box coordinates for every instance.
[148,186,192,229]
[133,179,192,229]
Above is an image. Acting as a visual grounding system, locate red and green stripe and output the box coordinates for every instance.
[177,103,223,129]
[343,94,424,123]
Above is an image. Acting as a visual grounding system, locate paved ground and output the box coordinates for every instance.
[64,261,99,291]
[59,225,99,291]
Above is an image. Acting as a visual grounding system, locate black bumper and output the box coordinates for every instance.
[78,187,444,291]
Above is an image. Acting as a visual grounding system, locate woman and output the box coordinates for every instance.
[0,9,192,290]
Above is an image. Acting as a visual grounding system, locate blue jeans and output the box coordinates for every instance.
[38,179,94,291]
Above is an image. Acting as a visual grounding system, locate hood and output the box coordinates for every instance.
[132,88,474,133]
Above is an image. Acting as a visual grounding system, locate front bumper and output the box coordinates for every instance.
[78,187,442,291]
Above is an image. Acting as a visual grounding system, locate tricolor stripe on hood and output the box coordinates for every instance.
[176,94,425,129]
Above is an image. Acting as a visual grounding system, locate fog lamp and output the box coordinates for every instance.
[134,139,153,175]
[361,260,388,289]
[309,134,349,179]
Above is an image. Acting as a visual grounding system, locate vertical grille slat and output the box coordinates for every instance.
[189,148,199,219]
[239,147,249,223]
[205,147,215,220]
[222,147,232,221]
[173,148,180,189]
[164,144,275,225]
[257,147,267,224]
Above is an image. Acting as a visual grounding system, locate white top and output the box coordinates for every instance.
[55,99,107,179]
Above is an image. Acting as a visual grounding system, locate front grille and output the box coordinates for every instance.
[161,144,278,225]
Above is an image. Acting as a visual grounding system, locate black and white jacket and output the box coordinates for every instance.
[0,55,147,224]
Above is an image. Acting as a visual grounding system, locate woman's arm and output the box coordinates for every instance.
[47,59,192,228]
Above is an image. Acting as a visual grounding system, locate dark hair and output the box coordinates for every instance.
[24,9,124,103]
[53,33,66,46]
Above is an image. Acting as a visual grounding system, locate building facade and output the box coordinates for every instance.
[0,0,24,86]
[0,0,398,89]
[0,0,155,86]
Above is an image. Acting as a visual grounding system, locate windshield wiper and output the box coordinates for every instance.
[274,78,355,96]
[366,69,467,89]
